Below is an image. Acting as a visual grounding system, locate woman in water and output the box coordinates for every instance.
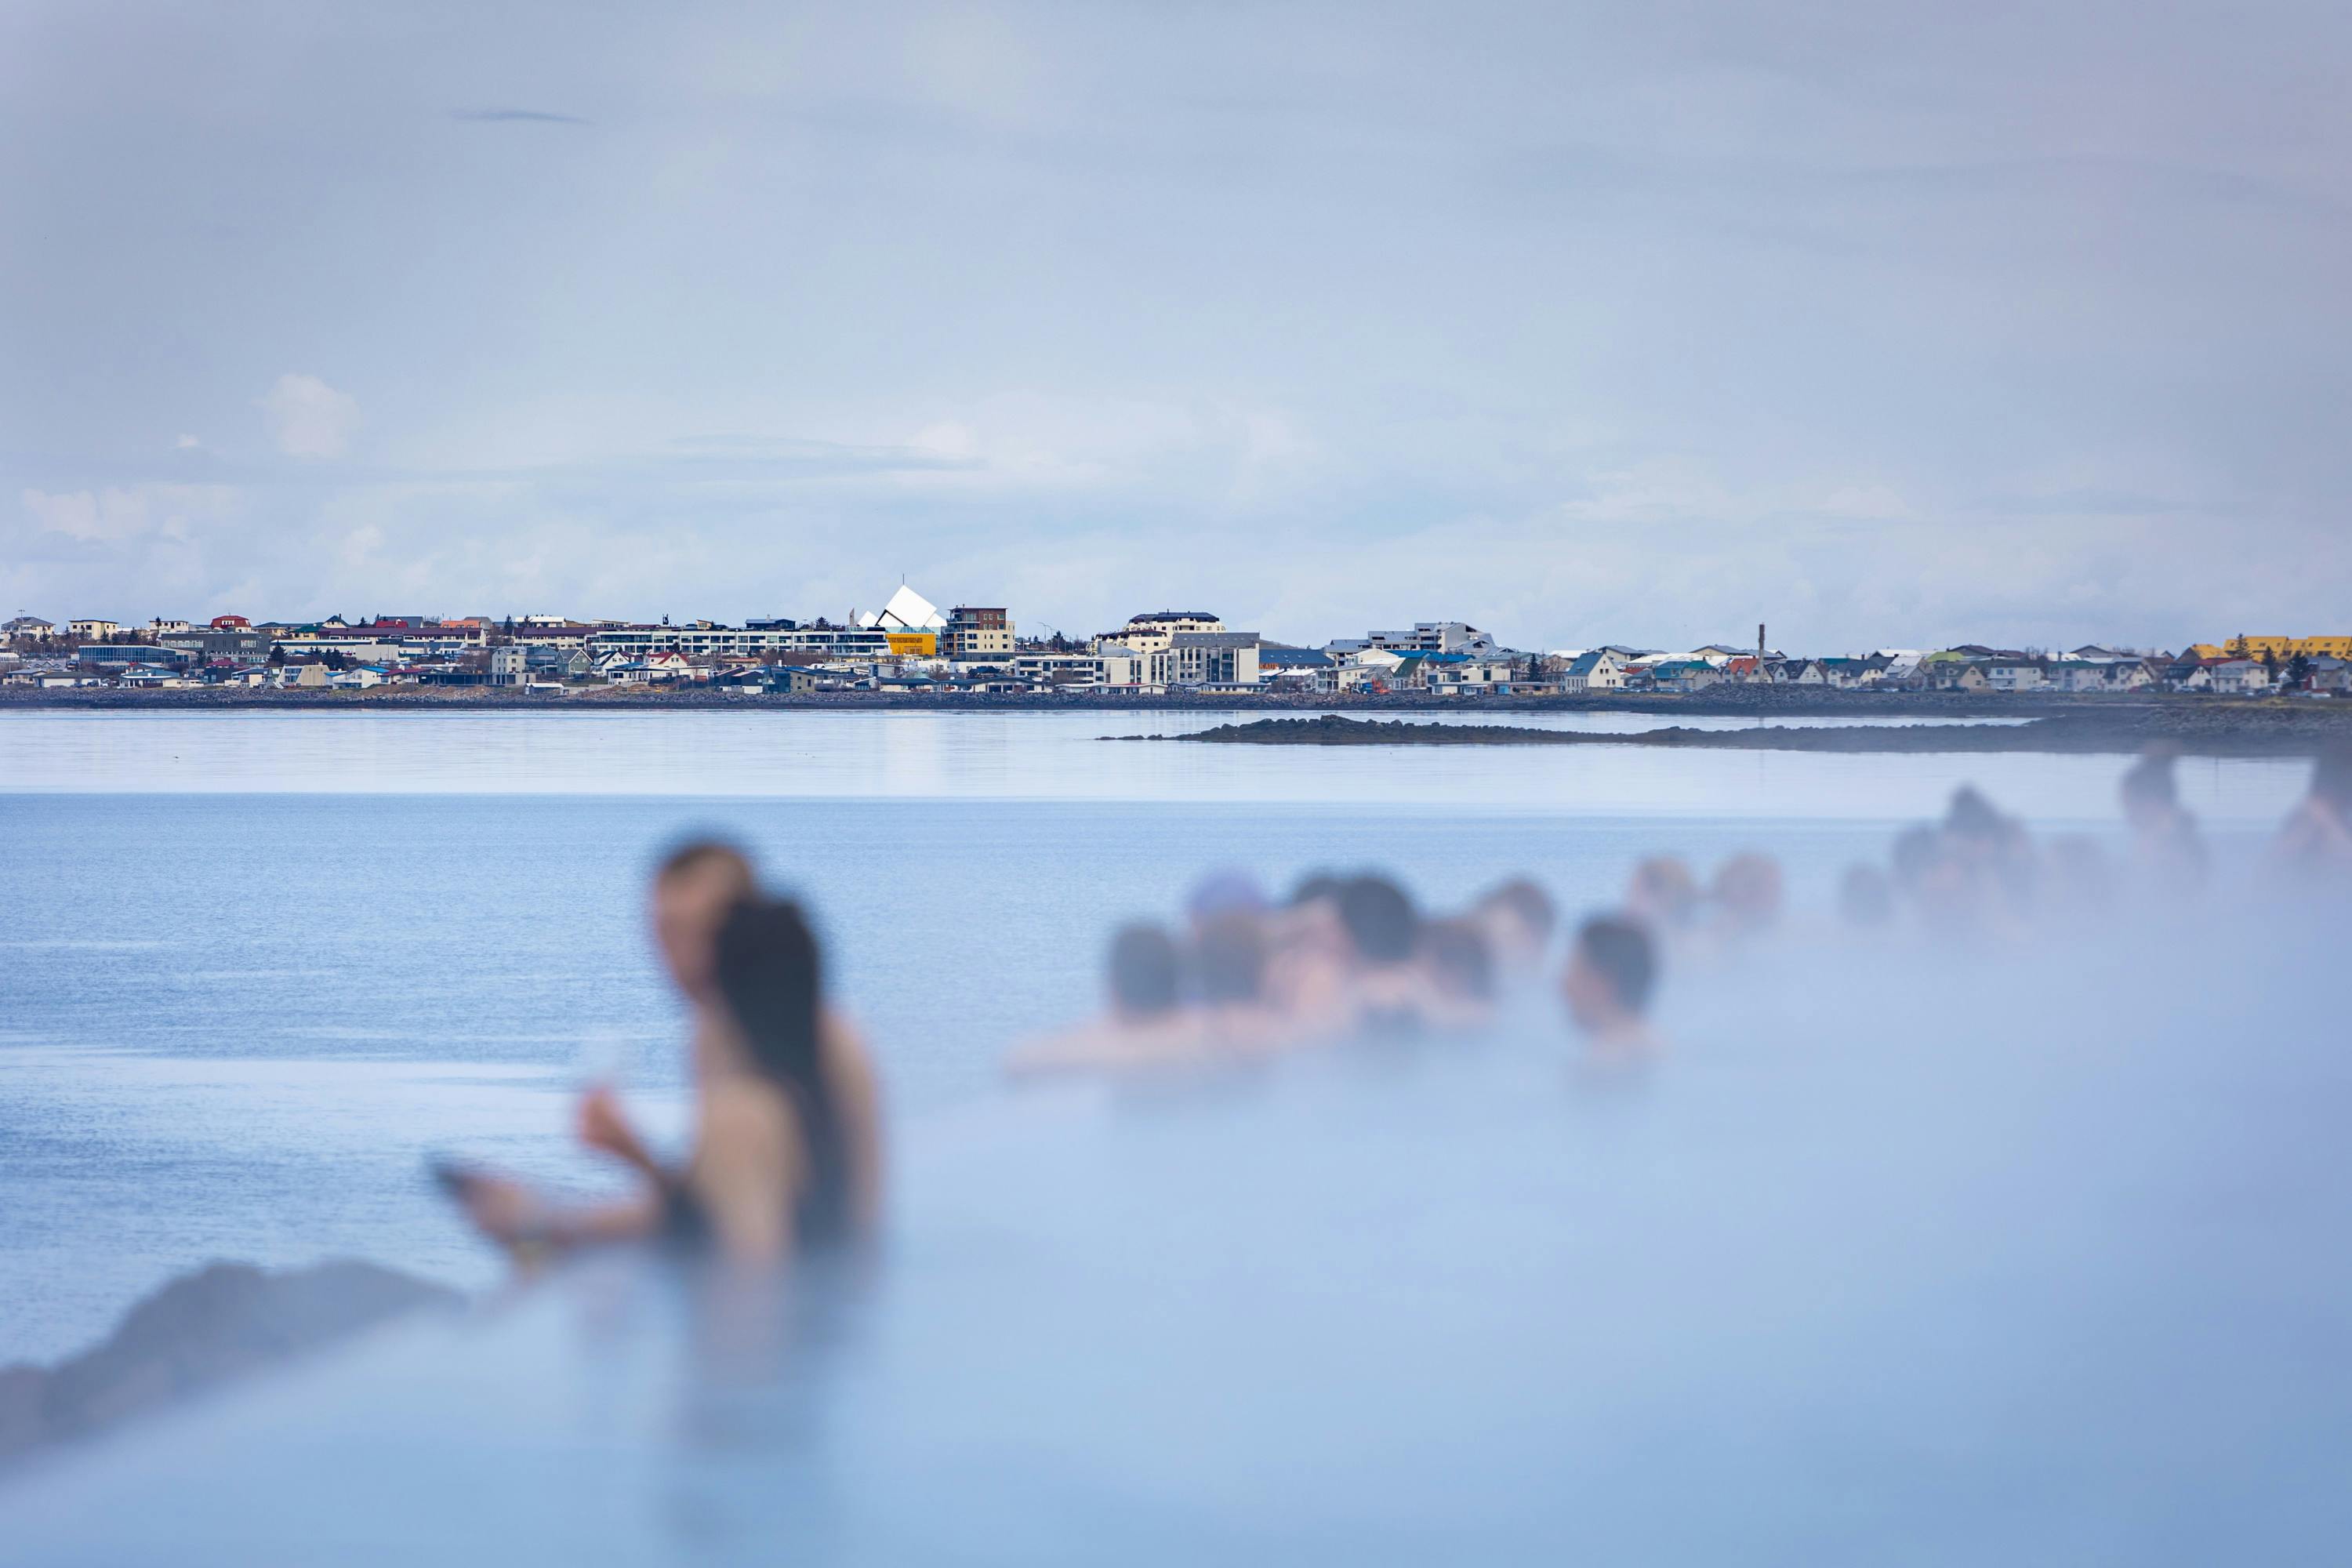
[459,891,882,1265]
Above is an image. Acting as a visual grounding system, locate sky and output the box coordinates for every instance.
[4,1,2347,653]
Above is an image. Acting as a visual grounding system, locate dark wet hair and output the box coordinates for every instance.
[1425,919,1496,1001]
[1107,923,1181,1016]
[1575,915,1657,1015]
[713,896,848,1243]
[657,838,753,884]
[1337,875,1419,966]
[1191,913,1267,1005]
[1476,877,1556,942]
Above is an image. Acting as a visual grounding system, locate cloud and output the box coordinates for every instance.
[258,374,360,459]
[6,3,2350,638]
[452,109,591,126]
[22,488,132,542]
[18,485,234,546]
[173,434,200,450]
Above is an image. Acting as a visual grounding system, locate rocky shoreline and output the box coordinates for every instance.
[0,684,2321,724]
[1147,709,2352,757]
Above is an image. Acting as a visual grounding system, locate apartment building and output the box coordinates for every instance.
[946,606,1014,661]
[1096,611,1223,655]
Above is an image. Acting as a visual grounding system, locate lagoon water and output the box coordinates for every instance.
[0,709,2316,1365]
[3,710,2347,1563]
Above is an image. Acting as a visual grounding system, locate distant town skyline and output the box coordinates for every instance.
[6,3,2350,651]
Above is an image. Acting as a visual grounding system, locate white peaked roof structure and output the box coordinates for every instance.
[859,583,947,631]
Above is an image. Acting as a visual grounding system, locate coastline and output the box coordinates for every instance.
[0,684,2324,721]
[1148,710,2352,758]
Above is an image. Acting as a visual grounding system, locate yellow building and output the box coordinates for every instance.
[884,630,938,658]
[2190,635,2352,661]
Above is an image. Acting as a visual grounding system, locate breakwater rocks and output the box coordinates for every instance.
[1160,710,2352,757]
[0,1261,460,1463]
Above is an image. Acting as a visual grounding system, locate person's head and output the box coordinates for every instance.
[1190,912,1269,1007]
[1185,870,1267,931]
[1838,862,1895,928]
[1424,919,1497,1006]
[653,840,757,1000]
[1625,856,1700,929]
[1336,874,1419,970]
[1472,877,1556,969]
[1287,871,1345,909]
[712,896,824,1091]
[1710,853,1784,935]
[1944,786,2014,848]
[1560,915,1657,1036]
[2121,746,2185,833]
[1106,923,1182,1021]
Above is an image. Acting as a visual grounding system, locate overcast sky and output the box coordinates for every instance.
[4,2,2347,651]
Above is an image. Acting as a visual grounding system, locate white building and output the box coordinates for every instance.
[1328,622,1501,658]
[1167,632,1261,688]
[1015,649,1149,688]
[1559,649,1627,691]
[1094,612,1225,655]
[589,624,890,661]
[1984,658,2053,692]
[858,583,949,632]
[2210,659,2272,696]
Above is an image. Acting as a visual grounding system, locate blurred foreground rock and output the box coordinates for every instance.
[0,1261,459,1461]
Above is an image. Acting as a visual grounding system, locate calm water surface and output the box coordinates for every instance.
[0,712,2314,1360]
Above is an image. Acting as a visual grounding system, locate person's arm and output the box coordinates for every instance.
[578,1085,667,1185]
[1003,1022,1118,1080]
[453,1172,661,1253]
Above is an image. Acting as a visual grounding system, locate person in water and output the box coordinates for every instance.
[456,844,883,1264]
[2119,745,2207,894]
[1258,880,1358,1046]
[2270,745,2352,886]
[1005,921,1199,1076]
[1421,917,1499,1033]
[1468,877,1556,978]
[1706,852,1785,942]
[1188,911,1286,1053]
[1624,856,1701,935]
[1334,873,1431,1036]
[1559,913,1662,1062]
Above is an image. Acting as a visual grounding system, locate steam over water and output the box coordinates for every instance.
[6,918,2348,1563]
[1,713,2343,1561]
